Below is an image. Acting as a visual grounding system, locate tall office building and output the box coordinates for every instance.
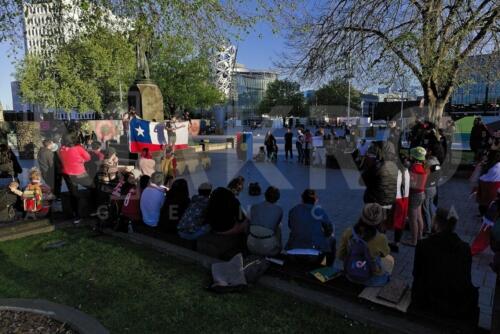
[451,53,500,107]
[231,63,278,120]
[22,0,131,56]
[14,0,131,117]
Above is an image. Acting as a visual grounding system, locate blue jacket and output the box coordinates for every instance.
[285,204,334,252]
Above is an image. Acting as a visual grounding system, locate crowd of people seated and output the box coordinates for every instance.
[0,120,484,328]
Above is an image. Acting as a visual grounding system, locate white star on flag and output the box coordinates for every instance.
[136,126,145,137]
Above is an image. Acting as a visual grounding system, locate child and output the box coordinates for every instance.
[9,168,53,219]
[254,146,266,162]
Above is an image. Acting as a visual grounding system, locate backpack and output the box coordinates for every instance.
[248,182,261,196]
[344,228,374,282]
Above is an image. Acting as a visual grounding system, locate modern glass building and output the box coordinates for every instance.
[230,63,278,121]
[451,53,500,106]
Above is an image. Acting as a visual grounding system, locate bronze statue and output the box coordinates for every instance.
[136,38,150,80]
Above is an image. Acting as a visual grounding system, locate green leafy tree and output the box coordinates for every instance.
[313,79,361,109]
[150,36,224,117]
[16,28,135,113]
[258,79,306,117]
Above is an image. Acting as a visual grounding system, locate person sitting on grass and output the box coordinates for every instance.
[338,203,393,286]
[159,178,191,233]
[206,176,248,235]
[9,168,54,219]
[247,186,283,256]
[253,146,266,163]
[412,207,479,326]
[178,183,213,240]
[139,172,166,229]
[285,189,335,266]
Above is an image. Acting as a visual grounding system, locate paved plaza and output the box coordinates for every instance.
[14,132,497,330]
[176,139,496,330]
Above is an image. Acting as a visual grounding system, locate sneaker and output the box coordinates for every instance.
[73,218,81,225]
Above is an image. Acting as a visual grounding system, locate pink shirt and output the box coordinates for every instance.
[59,145,91,175]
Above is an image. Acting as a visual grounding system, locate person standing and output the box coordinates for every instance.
[422,145,441,234]
[412,208,479,326]
[403,146,428,246]
[58,133,93,224]
[296,129,305,164]
[37,139,56,193]
[284,128,293,162]
[304,129,313,166]
[264,131,277,162]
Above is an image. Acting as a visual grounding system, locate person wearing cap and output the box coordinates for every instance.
[140,172,166,228]
[403,146,428,247]
[338,203,393,286]
[285,189,335,265]
[178,182,213,240]
[412,207,479,326]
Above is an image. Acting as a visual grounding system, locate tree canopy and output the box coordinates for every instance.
[258,79,306,117]
[312,79,361,109]
[150,36,224,117]
[16,27,135,113]
[282,0,500,121]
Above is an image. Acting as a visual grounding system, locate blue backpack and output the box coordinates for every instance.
[344,228,374,282]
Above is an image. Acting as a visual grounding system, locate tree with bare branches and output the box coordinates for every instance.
[282,0,499,121]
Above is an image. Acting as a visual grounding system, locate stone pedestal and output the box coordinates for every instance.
[128,80,164,121]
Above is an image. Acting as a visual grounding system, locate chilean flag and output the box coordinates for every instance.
[129,118,189,153]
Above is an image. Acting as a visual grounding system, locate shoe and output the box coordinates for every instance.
[73,218,81,225]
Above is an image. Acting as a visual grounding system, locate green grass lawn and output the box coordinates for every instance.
[0,229,379,334]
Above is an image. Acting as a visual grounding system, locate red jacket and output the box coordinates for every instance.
[59,145,91,176]
[410,163,428,194]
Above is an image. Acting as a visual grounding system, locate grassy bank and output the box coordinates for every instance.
[0,228,379,333]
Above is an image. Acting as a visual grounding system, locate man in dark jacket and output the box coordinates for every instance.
[38,139,55,189]
[470,117,489,161]
[360,142,398,218]
[412,207,479,326]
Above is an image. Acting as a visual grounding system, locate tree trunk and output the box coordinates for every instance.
[424,88,447,124]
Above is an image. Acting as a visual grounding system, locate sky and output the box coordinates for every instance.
[0,21,287,111]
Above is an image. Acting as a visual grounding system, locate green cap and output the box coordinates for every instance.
[410,146,427,161]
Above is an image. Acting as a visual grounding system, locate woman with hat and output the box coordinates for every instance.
[338,203,394,286]
[403,146,428,247]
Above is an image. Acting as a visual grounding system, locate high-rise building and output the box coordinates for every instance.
[231,63,278,120]
[22,0,131,56]
[14,0,131,117]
